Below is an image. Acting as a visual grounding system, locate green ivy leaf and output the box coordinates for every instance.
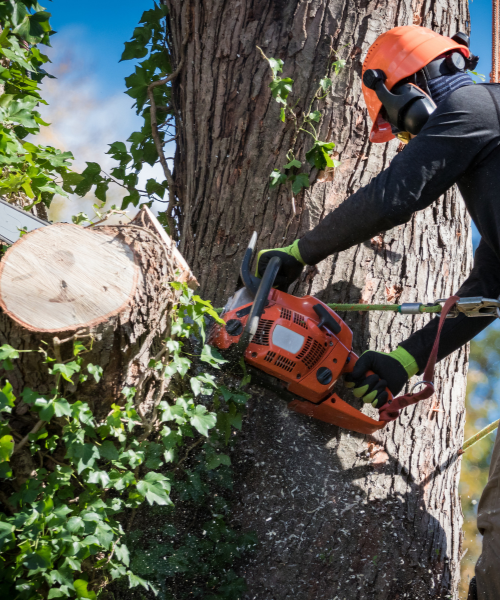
[190,373,217,397]
[269,169,287,189]
[115,543,130,567]
[200,345,227,368]
[333,59,346,74]
[0,381,15,413]
[94,522,114,549]
[189,405,217,437]
[319,77,333,91]
[269,77,293,104]
[145,442,164,469]
[206,452,231,470]
[47,590,68,599]
[74,579,97,600]
[87,363,103,383]
[0,435,14,463]
[280,107,285,122]
[308,110,321,122]
[136,472,172,506]
[22,544,53,571]
[87,470,110,488]
[284,159,301,169]
[0,344,19,370]
[99,440,119,461]
[291,173,310,195]
[33,397,71,421]
[121,40,149,62]
[50,361,81,383]
[66,516,84,533]
[0,521,15,550]
[305,141,336,171]
[268,57,283,78]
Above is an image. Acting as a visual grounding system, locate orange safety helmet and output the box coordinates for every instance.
[362,26,470,143]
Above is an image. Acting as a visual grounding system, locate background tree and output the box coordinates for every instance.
[165,1,472,598]
[459,327,500,598]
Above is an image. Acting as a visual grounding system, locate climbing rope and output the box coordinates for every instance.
[460,420,500,454]
[325,303,442,314]
[215,302,443,315]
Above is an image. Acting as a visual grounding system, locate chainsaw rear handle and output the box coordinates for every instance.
[343,353,394,406]
[240,231,262,297]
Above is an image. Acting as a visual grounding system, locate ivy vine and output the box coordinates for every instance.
[0,285,256,599]
[258,47,346,197]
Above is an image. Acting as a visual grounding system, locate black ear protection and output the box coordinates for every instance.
[363,70,437,136]
[363,31,479,138]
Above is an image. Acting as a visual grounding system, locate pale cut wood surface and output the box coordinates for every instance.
[0,223,138,332]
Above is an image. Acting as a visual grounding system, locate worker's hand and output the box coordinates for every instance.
[256,239,306,291]
[344,347,419,408]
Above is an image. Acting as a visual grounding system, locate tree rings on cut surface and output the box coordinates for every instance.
[0,223,138,332]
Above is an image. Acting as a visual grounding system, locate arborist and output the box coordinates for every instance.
[256,26,497,600]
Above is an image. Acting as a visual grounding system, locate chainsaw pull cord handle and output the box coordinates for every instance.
[240,231,262,298]
[378,295,459,422]
[237,255,282,352]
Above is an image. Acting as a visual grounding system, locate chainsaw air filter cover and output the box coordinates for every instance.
[209,288,353,404]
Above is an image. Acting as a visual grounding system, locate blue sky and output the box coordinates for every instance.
[47,0,153,96]
[470,0,492,81]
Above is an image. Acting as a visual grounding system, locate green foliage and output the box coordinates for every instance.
[0,0,81,208]
[0,1,176,230]
[0,286,254,599]
[260,46,346,197]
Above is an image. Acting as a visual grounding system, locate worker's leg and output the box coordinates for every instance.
[475,430,500,598]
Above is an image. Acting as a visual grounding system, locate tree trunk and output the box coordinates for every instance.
[167,1,472,598]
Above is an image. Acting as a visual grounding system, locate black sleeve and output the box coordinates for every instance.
[298,85,493,265]
[399,238,500,372]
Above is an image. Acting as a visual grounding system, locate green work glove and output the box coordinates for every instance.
[255,239,306,291]
[344,347,419,408]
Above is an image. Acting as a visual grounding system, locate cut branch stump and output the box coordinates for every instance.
[0,208,196,423]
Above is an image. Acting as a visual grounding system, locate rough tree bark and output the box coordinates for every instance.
[167,1,472,598]
[0,208,196,486]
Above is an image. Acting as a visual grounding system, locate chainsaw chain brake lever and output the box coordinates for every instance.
[237,254,281,353]
[239,231,262,298]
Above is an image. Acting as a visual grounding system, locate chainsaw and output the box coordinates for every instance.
[209,233,395,435]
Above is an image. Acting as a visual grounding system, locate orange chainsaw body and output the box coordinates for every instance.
[209,288,386,435]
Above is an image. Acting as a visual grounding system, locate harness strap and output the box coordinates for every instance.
[378,295,459,422]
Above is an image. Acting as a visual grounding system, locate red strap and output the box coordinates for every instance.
[378,295,459,423]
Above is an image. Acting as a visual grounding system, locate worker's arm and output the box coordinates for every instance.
[340,239,500,402]
[399,238,500,371]
[298,85,494,265]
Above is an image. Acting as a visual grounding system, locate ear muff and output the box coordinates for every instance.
[363,69,437,136]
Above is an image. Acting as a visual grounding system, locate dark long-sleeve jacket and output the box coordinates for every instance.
[297,83,500,371]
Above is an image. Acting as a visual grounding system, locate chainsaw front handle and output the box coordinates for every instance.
[237,255,282,351]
